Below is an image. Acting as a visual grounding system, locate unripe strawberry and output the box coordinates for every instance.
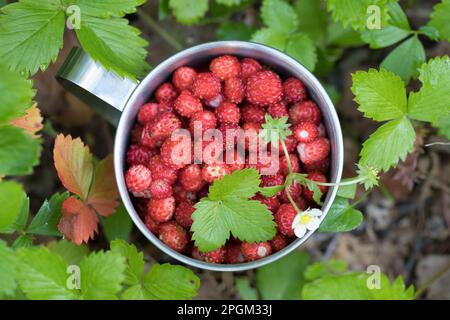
[303,171,328,203]
[297,137,330,165]
[240,58,262,79]
[137,102,159,125]
[283,77,307,104]
[293,122,319,143]
[149,179,173,199]
[159,221,188,252]
[201,164,230,183]
[203,247,227,264]
[179,164,205,192]
[241,242,272,261]
[172,66,197,91]
[274,204,297,237]
[192,72,222,100]
[224,77,245,103]
[174,201,196,228]
[241,104,265,124]
[289,100,321,125]
[210,55,241,80]
[174,90,203,118]
[125,165,152,193]
[215,101,240,125]
[155,82,178,103]
[246,71,283,106]
[147,196,176,223]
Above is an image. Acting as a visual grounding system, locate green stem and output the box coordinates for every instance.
[280,139,293,173]
[314,175,367,187]
[279,139,303,215]
[414,263,450,299]
[137,9,184,51]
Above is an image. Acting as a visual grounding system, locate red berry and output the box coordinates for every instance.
[297,137,330,165]
[210,55,241,80]
[174,90,203,118]
[142,112,181,147]
[174,201,195,228]
[173,183,197,204]
[196,138,223,164]
[215,102,240,125]
[137,102,159,125]
[192,72,222,100]
[131,124,143,144]
[160,137,192,169]
[155,82,177,103]
[149,179,173,199]
[293,122,319,143]
[279,154,300,176]
[159,221,188,252]
[240,58,262,79]
[252,193,280,213]
[317,123,326,137]
[283,78,307,104]
[274,204,297,237]
[203,247,227,264]
[172,66,197,91]
[226,149,245,172]
[289,100,321,125]
[191,246,205,260]
[148,155,178,184]
[144,214,160,235]
[242,122,261,150]
[279,182,302,203]
[267,102,288,118]
[241,242,272,261]
[125,165,152,194]
[241,104,265,124]
[126,144,154,167]
[220,124,240,150]
[147,196,175,223]
[190,110,218,134]
[260,174,284,188]
[279,135,297,153]
[158,101,174,113]
[303,171,328,202]
[225,242,244,264]
[204,93,224,109]
[270,233,288,252]
[304,158,330,174]
[202,164,230,183]
[246,71,282,106]
[224,77,245,103]
[179,164,205,192]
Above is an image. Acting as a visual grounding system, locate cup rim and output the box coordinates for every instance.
[114,41,344,272]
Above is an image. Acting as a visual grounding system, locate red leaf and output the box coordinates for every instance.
[58,196,98,245]
[9,103,43,138]
[86,154,120,216]
[53,134,93,200]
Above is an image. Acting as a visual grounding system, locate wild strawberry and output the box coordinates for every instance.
[173,183,197,204]
[279,135,298,153]
[160,137,192,170]
[210,55,241,80]
[158,101,174,113]
[241,104,265,124]
[279,182,302,203]
[303,171,328,202]
[260,174,284,188]
[242,122,261,150]
[246,71,283,106]
[270,233,288,252]
[174,90,203,118]
[159,221,188,252]
[148,155,178,184]
[172,66,197,91]
[144,214,160,235]
[241,242,272,261]
[142,112,181,147]
[190,110,218,134]
[192,72,222,100]
[293,122,318,143]
[246,151,279,175]
[224,77,245,103]
[252,193,280,213]
[240,58,262,79]
[317,123,326,137]
[195,138,223,164]
[279,154,300,176]
[197,186,209,199]
[202,164,230,183]
[225,242,245,264]
[137,102,159,125]
[283,78,307,104]
[126,144,154,167]
[174,201,196,228]
[274,204,297,237]
[204,93,224,109]
[215,101,240,125]
[267,102,288,118]
[125,165,152,193]
[304,158,330,174]
[297,137,330,165]
[191,246,205,261]
[226,149,245,172]
[150,179,173,199]
[147,196,175,223]
[203,247,227,264]
[155,82,178,103]
[289,100,321,125]
[179,164,205,192]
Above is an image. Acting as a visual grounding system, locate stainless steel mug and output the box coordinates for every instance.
[57,41,344,271]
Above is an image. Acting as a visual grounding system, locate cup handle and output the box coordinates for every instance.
[56,47,139,126]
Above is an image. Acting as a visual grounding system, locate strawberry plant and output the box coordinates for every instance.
[1,0,449,301]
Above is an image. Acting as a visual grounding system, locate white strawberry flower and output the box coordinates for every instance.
[291,208,323,239]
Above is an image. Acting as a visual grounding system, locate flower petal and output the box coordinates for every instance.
[292,214,301,229]
[310,208,323,217]
[306,217,321,231]
[294,224,307,238]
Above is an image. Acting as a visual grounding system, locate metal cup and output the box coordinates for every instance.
[57,41,343,271]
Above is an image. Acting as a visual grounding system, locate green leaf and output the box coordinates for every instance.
[169,0,209,25]
[257,251,310,300]
[336,182,357,199]
[159,0,170,20]
[216,0,242,5]
[433,115,450,140]
[13,196,29,232]
[12,234,33,249]
[208,168,261,201]
[318,197,363,233]
[285,32,318,71]
[0,125,42,176]
[260,115,292,145]
[16,246,79,300]
[217,22,257,41]
[428,0,450,42]
[27,192,69,236]
[293,173,323,205]
[0,180,26,233]
[235,277,258,300]
[0,65,34,124]
[326,0,391,31]
[251,28,288,51]
[47,240,89,265]
[0,0,65,76]
[75,15,149,80]
[110,240,144,286]
[360,117,416,172]
[381,36,425,83]
[101,204,133,242]
[0,240,18,297]
[259,185,284,197]
[351,68,407,121]
[261,0,298,34]
[326,20,364,47]
[62,0,145,18]
[79,251,126,300]
[304,260,348,281]
[418,26,440,41]
[294,0,327,44]
[407,56,450,123]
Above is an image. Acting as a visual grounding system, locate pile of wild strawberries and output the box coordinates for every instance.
[125,55,331,264]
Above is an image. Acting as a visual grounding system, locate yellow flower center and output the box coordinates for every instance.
[300,214,311,225]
